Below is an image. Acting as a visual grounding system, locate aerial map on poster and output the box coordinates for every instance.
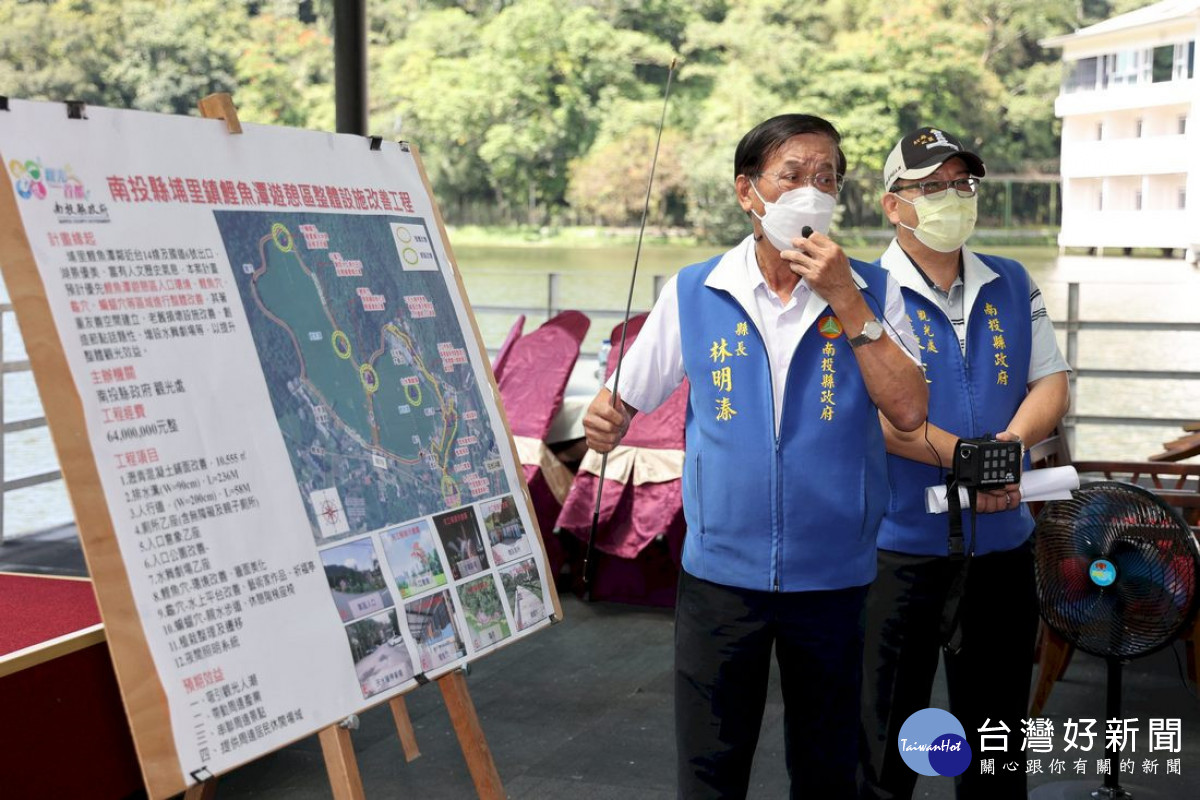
[215,211,510,540]
[0,98,557,799]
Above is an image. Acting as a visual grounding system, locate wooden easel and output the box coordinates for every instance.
[309,670,502,800]
[181,667,499,800]
[176,95,506,800]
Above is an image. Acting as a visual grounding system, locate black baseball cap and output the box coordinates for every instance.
[884,127,986,189]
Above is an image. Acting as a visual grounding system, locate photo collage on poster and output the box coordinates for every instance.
[318,494,549,700]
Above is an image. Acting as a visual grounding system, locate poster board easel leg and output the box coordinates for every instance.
[437,669,504,800]
[389,696,421,762]
[318,724,367,800]
[182,779,218,800]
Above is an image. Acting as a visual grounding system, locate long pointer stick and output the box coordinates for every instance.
[582,57,678,589]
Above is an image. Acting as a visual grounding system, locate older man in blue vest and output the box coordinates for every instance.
[857,127,1070,800]
[584,113,928,799]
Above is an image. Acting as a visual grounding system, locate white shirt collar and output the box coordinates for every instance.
[879,238,998,319]
[703,235,758,310]
[706,235,869,308]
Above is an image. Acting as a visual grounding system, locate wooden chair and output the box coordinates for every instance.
[1026,431,1075,716]
[1028,429,1200,527]
[1147,420,1200,462]
[1069,460,1200,526]
[496,310,591,578]
[1028,440,1200,716]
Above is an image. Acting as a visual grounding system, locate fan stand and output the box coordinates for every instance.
[1092,658,1133,800]
[1030,481,1197,800]
[1028,658,1161,800]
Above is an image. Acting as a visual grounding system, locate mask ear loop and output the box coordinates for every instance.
[746,178,767,243]
[748,177,785,247]
[889,189,919,234]
[748,178,772,217]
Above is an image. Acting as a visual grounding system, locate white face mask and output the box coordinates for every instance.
[750,182,836,252]
[895,191,977,253]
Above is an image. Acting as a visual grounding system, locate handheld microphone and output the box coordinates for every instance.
[801,225,813,239]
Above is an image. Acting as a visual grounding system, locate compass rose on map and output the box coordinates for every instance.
[310,487,350,538]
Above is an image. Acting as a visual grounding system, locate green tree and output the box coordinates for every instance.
[376,0,669,223]
[679,0,837,241]
[566,126,687,226]
[0,0,1167,233]
[590,0,720,50]
[471,0,667,221]
[235,11,335,130]
[372,8,491,208]
[106,0,248,115]
[0,0,129,107]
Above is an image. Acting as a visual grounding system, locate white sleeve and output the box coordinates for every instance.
[1027,277,1071,383]
[881,273,922,365]
[604,274,686,415]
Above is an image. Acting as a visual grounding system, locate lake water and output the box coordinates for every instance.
[3,243,1198,537]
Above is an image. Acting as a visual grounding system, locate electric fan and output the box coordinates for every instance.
[1031,481,1200,800]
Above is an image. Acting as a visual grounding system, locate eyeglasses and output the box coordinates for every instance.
[890,177,980,198]
[756,170,844,196]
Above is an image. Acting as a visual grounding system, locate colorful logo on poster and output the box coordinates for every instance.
[7,157,86,201]
[898,707,972,777]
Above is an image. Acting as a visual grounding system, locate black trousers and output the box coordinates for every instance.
[675,569,868,800]
[858,543,1039,800]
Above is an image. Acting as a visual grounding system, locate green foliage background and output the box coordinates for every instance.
[0,0,1156,240]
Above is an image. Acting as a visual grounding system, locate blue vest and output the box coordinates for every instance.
[676,254,891,591]
[876,252,1035,555]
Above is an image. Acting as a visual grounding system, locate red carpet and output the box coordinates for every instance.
[0,573,101,656]
[0,573,144,797]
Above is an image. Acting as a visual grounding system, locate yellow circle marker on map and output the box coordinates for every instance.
[359,363,380,394]
[404,382,423,407]
[331,330,352,359]
[270,223,294,253]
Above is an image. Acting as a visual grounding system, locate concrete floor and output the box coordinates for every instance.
[4,527,1200,799]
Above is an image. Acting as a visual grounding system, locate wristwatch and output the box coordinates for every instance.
[847,318,884,348]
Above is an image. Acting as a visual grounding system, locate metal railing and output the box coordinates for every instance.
[470,276,1200,447]
[1059,283,1200,433]
[2,279,1196,541]
[0,302,64,542]
[476,272,671,325]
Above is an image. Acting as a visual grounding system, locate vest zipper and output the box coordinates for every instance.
[777,431,787,594]
[744,311,782,592]
[772,340,794,593]
[721,286,786,592]
[960,310,979,434]
[771,343,784,593]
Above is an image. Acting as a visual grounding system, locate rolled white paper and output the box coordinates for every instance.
[925,466,1080,514]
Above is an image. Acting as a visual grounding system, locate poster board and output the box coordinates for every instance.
[0,98,561,798]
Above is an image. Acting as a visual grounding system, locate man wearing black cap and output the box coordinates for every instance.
[858,127,1070,799]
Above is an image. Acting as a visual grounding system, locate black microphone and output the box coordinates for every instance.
[801,225,813,239]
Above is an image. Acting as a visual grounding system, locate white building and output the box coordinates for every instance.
[1042,0,1200,262]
